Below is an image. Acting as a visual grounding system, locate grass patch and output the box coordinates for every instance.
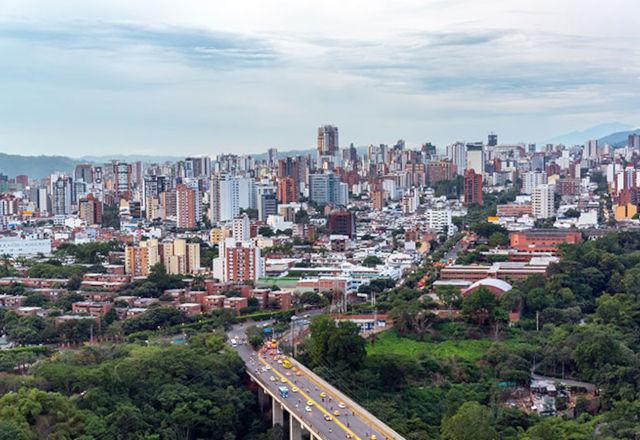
[367,331,493,362]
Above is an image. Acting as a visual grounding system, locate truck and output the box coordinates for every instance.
[278,386,289,398]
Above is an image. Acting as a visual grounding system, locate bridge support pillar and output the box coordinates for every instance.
[289,416,302,440]
[258,387,269,412]
[272,399,284,426]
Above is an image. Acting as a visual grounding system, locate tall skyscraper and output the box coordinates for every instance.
[317,125,339,157]
[629,134,640,150]
[532,184,555,219]
[463,169,483,206]
[258,192,278,221]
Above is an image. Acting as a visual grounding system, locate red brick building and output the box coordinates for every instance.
[509,229,582,253]
[463,169,483,206]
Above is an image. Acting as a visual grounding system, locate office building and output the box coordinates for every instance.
[258,192,278,221]
[309,173,341,205]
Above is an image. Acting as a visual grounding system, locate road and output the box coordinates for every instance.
[228,321,402,440]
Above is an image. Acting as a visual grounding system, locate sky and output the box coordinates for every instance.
[0,0,639,157]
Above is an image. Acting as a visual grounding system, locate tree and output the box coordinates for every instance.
[436,285,462,319]
[258,226,275,237]
[306,315,365,371]
[461,288,508,337]
[362,255,383,267]
[441,401,497,440]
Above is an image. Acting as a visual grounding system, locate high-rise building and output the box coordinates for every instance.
[51,175,74,215]
[488,132,498,147]
[214,176,255,222]
[213,238,264,282]
[176,184,197,229]
[125,245,149,277]
[463,169,483,206]
[277,177,298,204]
[446,142,466,173]
[309,173,341,205]
[629,134,640,150]
[427,161,455,185]
[258,192,278,221]
[585,139,599,159]
[113,162,132,200]
[317,125,339,157]
[267,148,278,166]
[232,214,250,241]
[522,171,547,195]
[327,210,356,238]
[74,164,93,184]
[78,194,103,225]
[532,184,555,219]
[466,143,485,174]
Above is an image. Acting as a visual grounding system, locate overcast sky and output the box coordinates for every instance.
[0,0,638,156]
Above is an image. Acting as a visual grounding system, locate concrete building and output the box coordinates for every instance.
[463,169,483,206]
[523,171,547,195]
[532,184,555,219]
[213,238,264,283]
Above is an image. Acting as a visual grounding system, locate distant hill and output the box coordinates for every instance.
[547,122,635,145]
[598,129,640,148]
[0,153,82,179]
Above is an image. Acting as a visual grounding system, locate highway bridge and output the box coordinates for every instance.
[228,323,405,440]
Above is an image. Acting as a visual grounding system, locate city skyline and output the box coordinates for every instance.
[0,0,638,156]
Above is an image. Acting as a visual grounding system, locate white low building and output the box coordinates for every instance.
[0,236,51,257]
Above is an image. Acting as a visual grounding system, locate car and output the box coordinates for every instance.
[265,365,271,370]
[320,392,327,398]
[338,402,346,409]
[324,415,333,421]
[333,410,340,417]
[269,376,276,382]
[306,400,314,406]
[280,377,287,383]
[305,406,312,412]
[291,387,299,393]
[296,371,302,376]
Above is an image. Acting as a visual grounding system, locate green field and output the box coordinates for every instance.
[367,330,493,362]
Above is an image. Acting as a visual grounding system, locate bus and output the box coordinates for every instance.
[278,386,289,398]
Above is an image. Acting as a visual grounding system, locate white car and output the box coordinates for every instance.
[269,376,276,382]
[338,402,346,409]
[305,406,312,412]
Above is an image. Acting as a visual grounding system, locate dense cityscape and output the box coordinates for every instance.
[0,124,639,438]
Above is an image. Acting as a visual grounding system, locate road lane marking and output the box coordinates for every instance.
[257,355,362,440]
[291,359,397,439]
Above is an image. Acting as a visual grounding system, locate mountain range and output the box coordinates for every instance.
[1,123,638,179]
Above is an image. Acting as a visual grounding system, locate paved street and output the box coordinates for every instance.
[228,322,401,440]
